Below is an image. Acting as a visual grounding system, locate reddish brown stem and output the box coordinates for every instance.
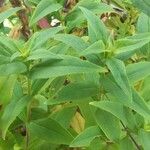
[9,0,30,40]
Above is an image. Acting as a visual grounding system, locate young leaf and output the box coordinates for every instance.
[29,0,62,26]
[28,118,73,145]
[1,95,32,139]
[79,6,108,43]
[70,126,101,147]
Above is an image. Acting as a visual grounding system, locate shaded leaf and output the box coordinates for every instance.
[1,95,31,139]
[70,126,101,147]
[28,118,73,145]
[94,109,121,141]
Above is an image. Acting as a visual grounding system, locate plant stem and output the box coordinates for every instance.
[120,121,141,150]
[9,0,30,40]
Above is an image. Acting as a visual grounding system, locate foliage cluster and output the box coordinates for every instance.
[0,0,150,150]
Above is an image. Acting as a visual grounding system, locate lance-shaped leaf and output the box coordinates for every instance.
[54,34,88,52]
[0,62,27,76]
[132,0,150,17]
[53,81,100,102]
[79,40,108,56]
[27,49,63,61]
[115,33,150,60]
[28,118,73,145]
[127,62,150,84]
[30,56,106,79]
[70,126,101,147]
[0,75,17,105]
[90,101,128,125]
[79,6,108,43]
[1,95,32,139]
[0,7,21,24]
[27,27,63,50]
[139,129,150,150]
[106,58,132,100]
[94,109,121,141]
[128,89,150,119]
[0,36,20,55]
[29,0,62,26]
[137,13,150,55]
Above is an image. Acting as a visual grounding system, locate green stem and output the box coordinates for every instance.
[25,76,32,150]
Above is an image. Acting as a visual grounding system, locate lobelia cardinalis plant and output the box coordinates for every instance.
[0,0,150,150]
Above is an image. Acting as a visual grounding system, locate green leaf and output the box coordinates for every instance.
[139,129,150,150]
[51,106,77,128]
[70,126,101,147]
[29,0,62,26]
[0,7,21,24]
[106,58,132,100]
[119,137,134,150]
[28,118,73,145]
[79,6,108,43]
[79,40,107,56]
[54,81,100,102]
[31,79,48,95]
[1,95,31,139]
[127,62,150,84]
[90,101,128,125]
[132,0,150,17]
[137,13,150,55]
[137,13,150,33]
[94,109,121,141]
[0,36,19,56]
[0,75,17,105]
[0,62,27,76]
[66,1,114,31]
[54,34,88,52]
[27,48,63,60]
[101,76,130,103]
[129,89,150,119]
[27,27,63,50]
[30,56,106,79]
[115,34,150,60]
